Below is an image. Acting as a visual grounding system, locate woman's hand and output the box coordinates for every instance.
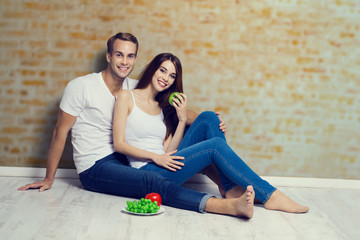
[172,93,187,123]
[152,150,184,171]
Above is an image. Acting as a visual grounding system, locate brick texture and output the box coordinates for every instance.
[0,0,359,179]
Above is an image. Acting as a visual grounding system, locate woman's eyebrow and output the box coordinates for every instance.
[160,66,176,75]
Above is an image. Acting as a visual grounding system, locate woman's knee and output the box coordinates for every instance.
[197,111,219,123]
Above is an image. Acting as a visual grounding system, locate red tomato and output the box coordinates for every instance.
[145,192,162,206]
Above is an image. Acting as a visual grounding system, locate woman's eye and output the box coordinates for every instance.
[160,69,166,73]
[170,75,176,79]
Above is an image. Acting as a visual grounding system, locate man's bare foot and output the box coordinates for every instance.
[225,185,262,204]
[264,190,309,213]
[232,185,255,218]
[205,185,255,218]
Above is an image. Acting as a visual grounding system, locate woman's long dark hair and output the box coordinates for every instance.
[136,53,183,139]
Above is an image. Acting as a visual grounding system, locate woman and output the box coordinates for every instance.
[113,53,309,215]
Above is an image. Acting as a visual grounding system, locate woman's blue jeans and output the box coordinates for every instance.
[79,152,212,212]
[141,111,276,203]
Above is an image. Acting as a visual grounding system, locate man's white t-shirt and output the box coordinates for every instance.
[59,72,138,174]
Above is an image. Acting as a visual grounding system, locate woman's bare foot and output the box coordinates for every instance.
[264,190,309,213]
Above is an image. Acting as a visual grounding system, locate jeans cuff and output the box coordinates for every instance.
[199,194,215,213]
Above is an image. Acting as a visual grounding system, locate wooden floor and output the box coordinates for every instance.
[1,168,360,240]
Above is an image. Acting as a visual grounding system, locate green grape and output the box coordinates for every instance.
[125,199,159,214]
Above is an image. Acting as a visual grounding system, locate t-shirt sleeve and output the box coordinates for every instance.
[59,78,86,117]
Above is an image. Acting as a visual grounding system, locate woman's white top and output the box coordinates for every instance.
[125,91,167,169]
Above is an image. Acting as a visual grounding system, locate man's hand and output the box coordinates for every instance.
[216,112,227,134]
[18,178,54,192]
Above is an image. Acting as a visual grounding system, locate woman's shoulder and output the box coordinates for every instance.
[116,90,134,105]
[117,89,132,98]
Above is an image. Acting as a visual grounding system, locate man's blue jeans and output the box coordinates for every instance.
[79,152,213,212]
[140,111,276,203]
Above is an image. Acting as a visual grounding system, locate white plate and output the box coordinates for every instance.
[121,207,165,216]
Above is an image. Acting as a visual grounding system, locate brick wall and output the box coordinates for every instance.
[1,0,359,179]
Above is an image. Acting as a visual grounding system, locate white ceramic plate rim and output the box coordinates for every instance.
[121,207,165,216]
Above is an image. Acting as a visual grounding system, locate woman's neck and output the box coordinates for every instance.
[134,85,158,102]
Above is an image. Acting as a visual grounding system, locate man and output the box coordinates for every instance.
[18,32,255,217]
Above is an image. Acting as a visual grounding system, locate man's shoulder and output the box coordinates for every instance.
[67,72,102,87]
[126,77,139,90]
[72,72,101,83]
[127,77,138,82]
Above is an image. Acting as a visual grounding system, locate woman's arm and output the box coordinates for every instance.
[164,93,188,152]
[164,121,186,152]
[113,90,184,171]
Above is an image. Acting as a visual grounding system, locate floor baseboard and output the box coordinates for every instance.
[1,166,360,189]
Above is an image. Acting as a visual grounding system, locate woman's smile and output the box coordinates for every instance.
[157,79,168,88]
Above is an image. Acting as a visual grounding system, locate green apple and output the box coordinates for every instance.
[169,92,181,106]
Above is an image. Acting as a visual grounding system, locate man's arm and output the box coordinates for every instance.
[18,109,76,192]
[185,109,198,125]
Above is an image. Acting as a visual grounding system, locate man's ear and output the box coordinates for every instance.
[105,52,111,63]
